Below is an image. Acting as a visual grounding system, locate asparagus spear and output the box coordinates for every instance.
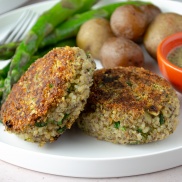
[37,38,76,57]
[0,42,20,60]
[0,78,4,99]
[0,38,76,78]
[0,38,76,61]
[40,1,150,47]
[0,1,150,61]
[0,63,10,79]
[2,0,99,103]
[0,38,76,101]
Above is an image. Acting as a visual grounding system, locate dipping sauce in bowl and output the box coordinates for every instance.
[157,32,182,93]
[167,45,182,68]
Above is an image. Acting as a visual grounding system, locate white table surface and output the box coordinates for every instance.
[0,0,182,181]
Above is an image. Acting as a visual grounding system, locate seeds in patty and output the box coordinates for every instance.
[1,46,96,145]
[77,66,180,145]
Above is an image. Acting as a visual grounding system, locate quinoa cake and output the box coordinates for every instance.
[1,46,96,145]
[77,66,180,144]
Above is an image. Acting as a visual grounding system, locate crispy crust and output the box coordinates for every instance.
[78,66,180,144]
[86,66,176,120]
[1,47,80,132]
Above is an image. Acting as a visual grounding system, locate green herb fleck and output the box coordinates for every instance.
[57,126,66,134]
[67,84,75,93]
[121,126,126,131]
[58,114,69,125]
[47,119,54,124]
[159,113,165,125]
[137,128,148,139]
[35,122,47,127]
[114,121,120,129]
[49,83,54,88]
[126,80,132,86]
[58,120,63,126]
[86,52,91,58]
[141,133,148,139]
[137,128,143,133]
[62,113,69,121]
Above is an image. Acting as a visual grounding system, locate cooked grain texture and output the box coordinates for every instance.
[1,46,96,145]
[77,67,180,144]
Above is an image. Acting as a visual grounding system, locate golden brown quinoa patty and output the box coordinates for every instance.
[77,66,180,144]
[1,46,96,145]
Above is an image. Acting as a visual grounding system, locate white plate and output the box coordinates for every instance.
[0,0,182,178]
[0,0,29,14]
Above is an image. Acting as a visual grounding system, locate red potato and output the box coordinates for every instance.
[76,18,114,59]
[110,5,147,41]
[139,4,161,25]
[144,12,182,59]
[100,37,144,68]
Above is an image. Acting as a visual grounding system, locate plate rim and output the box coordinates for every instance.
[0,0,182,178]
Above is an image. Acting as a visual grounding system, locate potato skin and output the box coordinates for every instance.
[139,4,161,25]
[144,13,182,59]
[76,18,114,59]
[110,5,147,41]
[100,37,144,68]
